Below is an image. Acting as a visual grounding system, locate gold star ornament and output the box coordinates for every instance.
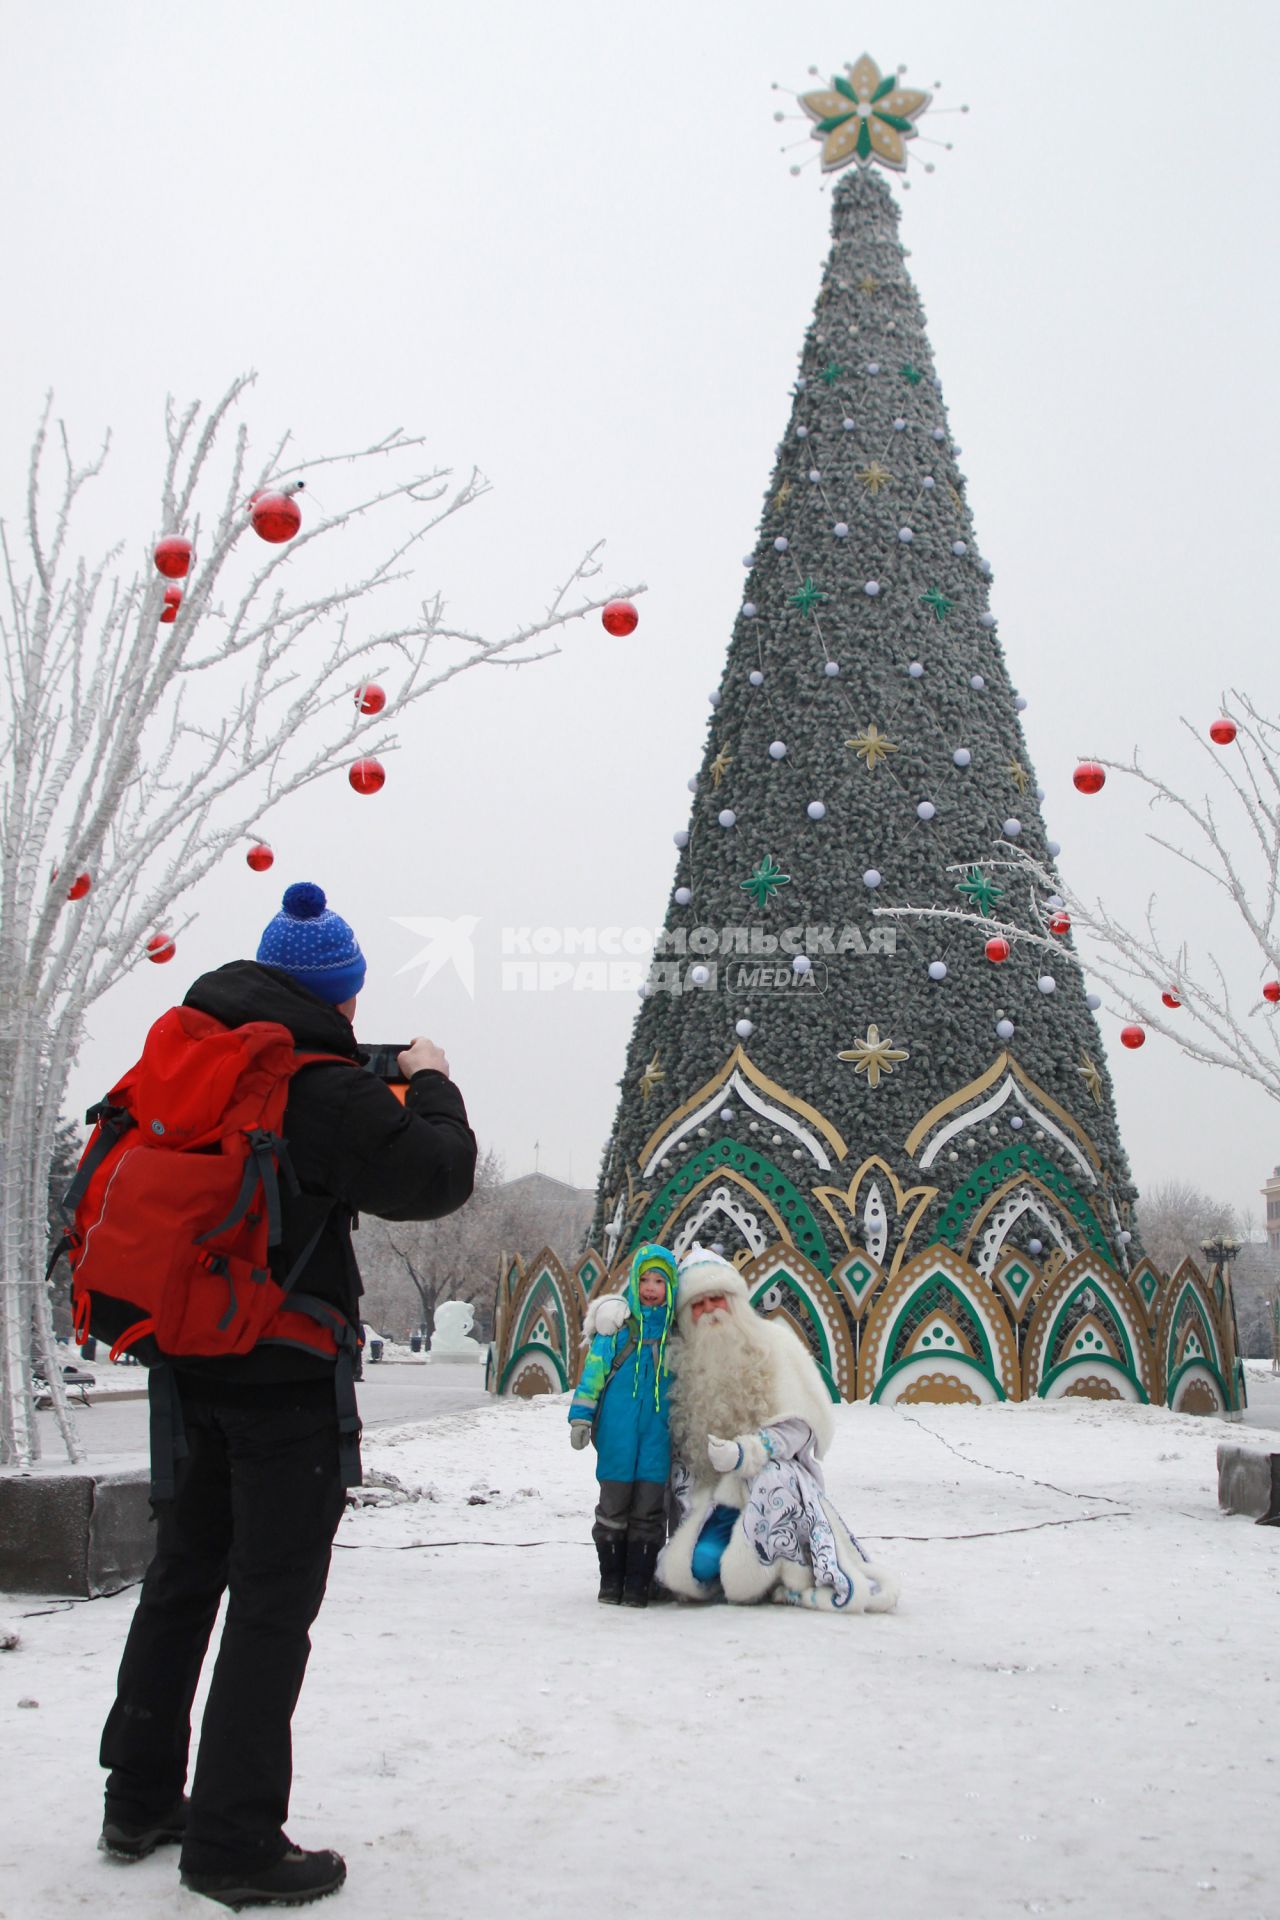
[800,56,931,174]
[709,747,732,788]
[1007,760,1030,795]
[1077,1052,1104,1108]
[858,461,892,495]
[837,1025,910,1090]
[639,1052,665,1102]
[858,273,880,295]
[846,723,899,771]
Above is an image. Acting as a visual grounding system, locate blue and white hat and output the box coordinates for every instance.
[256,881,366,1005]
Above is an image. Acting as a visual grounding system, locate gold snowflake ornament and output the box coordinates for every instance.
[801,56,931,174]
[846,723,899,771]
[837,1025,910,1090]
[639,1051,665,1102]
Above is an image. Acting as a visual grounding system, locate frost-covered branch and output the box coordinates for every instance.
[0,378,644,1466]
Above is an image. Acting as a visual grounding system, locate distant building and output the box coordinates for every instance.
[1262,1167,1280,1251]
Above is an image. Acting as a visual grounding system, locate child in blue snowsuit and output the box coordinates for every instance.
[568,1242,677,1607]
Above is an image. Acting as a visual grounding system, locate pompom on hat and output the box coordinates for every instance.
[256,881,366,1005]
[675,1243,750,1316]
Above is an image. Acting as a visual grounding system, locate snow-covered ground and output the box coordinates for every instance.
[2,1391,1277,1920]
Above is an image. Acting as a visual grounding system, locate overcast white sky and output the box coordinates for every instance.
[4,0,1280,1222]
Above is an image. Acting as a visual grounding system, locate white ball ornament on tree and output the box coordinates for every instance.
[953,748,972,768]
[952,541,967,556]
[833,523,849,538]
[1014,696,1028,712]
[774,536,789,552]
[842,418,856,431]
[718,809,736,829]
[749,669,764,686]
[996,1018,1015,1040]
[690,965,710,986]
[970,675,986,691]
[928,961,947,980]
[674,886,692,906]
[908,662,924,678]
[1028,1238,1044,1256]
[1086,992,1102,1011]
[1037,975,1057,995]
[795,425,809,438]
[922,476,935,490]
[917,800,936,821]
[978,612,997,630]
[823,661,840,677]
[735,1018,754,1039]
[1003,819,1021,837]
[893,418,907,432]
[743,602,757,618]
[1047,840,1061,858]
[898,527,914,543]
[807,801,826,821]
[864,580,881,597]
[673,830,689,848]
[808,469,821,484]
[863,869,882,889]
[708,690,721,708]
[768,741,787,760]
[792,954,811,975]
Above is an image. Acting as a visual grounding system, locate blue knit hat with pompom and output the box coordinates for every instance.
[256,882,366,1005]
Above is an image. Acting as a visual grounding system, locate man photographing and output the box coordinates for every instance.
[95,880,476,1908]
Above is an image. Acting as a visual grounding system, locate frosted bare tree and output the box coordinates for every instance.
[0,377,640,1467]
[875,693,1280,1103]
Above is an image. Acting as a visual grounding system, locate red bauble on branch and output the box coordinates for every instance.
[1209,717,1238,746]
[1263,981,1280,1005]
[1120,1024,1146,1049]
[160,585,182,623]
[250,492,302,544]
[146,933,176,964]
[349,758,386,795]
[1048,911,1071,936]
[984,936,1011,964]
[1161,989,1181,1009]
[66,872,92,901]
[153,535,192,579]
[601,599,639,637]
[355,682,386,716]
[1073,761,1106,794]
[246,843,274,873]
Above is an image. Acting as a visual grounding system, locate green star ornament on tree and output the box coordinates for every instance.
[955,866,1006,917]
[740,855,793,908]
[788,577,829,616]
[920,586,954,621]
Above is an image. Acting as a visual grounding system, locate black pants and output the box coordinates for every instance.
[593,1478,667,1546]
[100,1381,346,1874]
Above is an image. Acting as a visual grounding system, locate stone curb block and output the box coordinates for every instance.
[1217,1443,1280,1525]
[0,1470,155,1596]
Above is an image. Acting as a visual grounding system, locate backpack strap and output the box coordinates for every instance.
[147,1363,189,1503]
[61,1101,135,1216]
[196,1129,286,1246]
[273,1293,363,1488]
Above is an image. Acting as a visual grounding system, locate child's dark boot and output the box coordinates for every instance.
[622,1536,660,1608]
[595,1530,626,1604]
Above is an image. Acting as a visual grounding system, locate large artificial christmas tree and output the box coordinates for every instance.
[495,57,1241,1417]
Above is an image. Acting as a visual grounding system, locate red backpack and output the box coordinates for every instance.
[57,1005,358,1370]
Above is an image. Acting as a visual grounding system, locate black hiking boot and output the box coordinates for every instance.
[622,1536,660,1608]
[594,1529,626,1604]
[100,1796,189,1861]
[180,1843,347,1910]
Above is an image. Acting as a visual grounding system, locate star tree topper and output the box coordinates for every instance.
[800,56,931,174]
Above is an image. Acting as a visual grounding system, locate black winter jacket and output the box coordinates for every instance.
[174,960,477,1391]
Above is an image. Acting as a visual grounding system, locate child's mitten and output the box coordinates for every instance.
[570,1423,592,1450]
[582,1294,629,1342]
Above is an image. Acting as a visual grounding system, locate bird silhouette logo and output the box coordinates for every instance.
[392,915,480,998]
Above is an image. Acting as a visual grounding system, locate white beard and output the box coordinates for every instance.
[668,1302,835,1483]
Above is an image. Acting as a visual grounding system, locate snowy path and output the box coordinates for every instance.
[1,1395,1277,1920]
